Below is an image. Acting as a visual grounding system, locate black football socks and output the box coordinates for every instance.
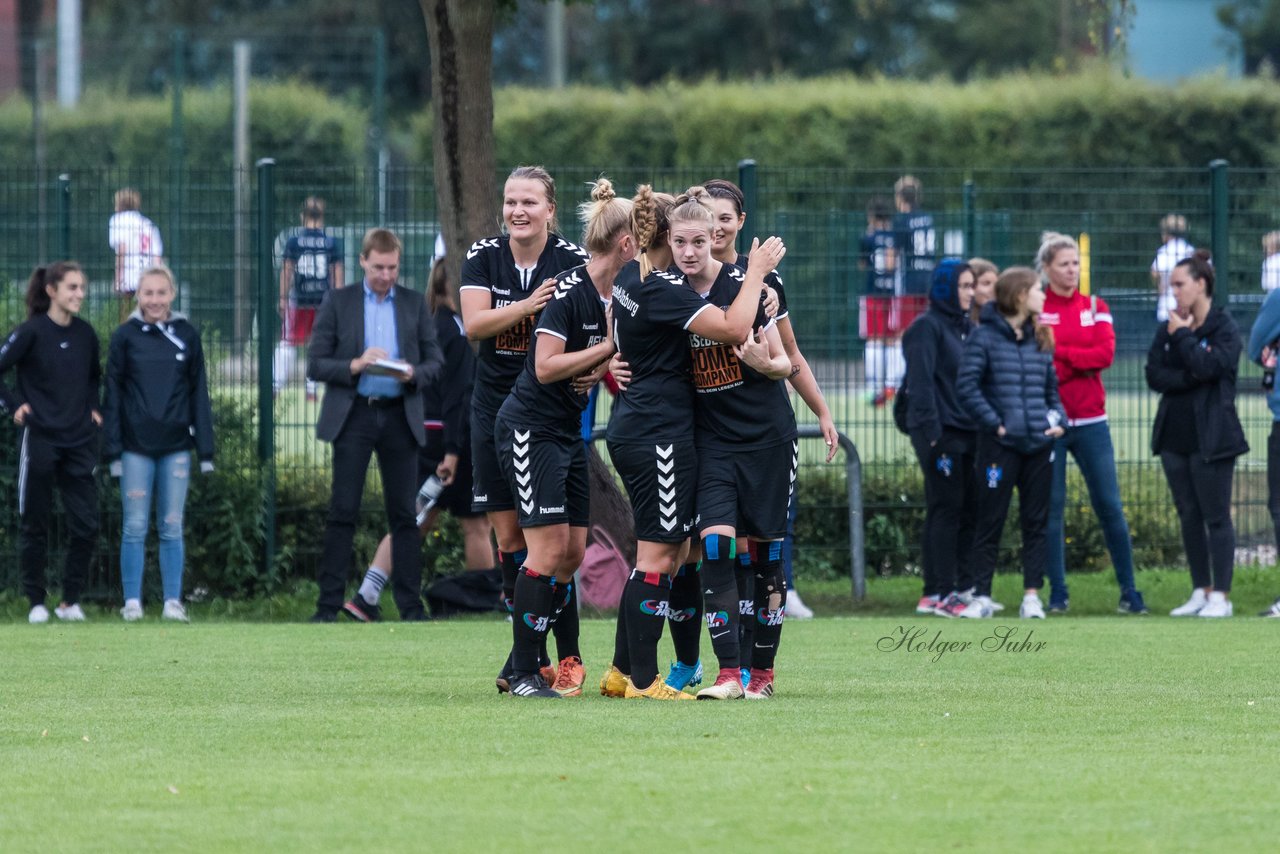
[511,567,555,678]
[752,541,787,670]
[623,569,671,691]
[668,561,703,667]
[550,577,581,661]
[701,534,740,671]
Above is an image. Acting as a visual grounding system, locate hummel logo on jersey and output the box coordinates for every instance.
[513,430,533,515]
[522,613,550,632]
[654,270,683,286]
[538,505,565,515]
[640,600,675,618]
[727,266,745,282]
[466,238,500,260]
[555,270,581,299]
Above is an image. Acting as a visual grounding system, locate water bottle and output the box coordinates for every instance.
[415,475,445,526]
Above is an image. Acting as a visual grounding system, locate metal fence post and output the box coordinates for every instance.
[371,29,388,222]
[737,158,757,254]
[169,28,185,285]
[1210,158,1230,303]
[56,173,71,259]
[963,179,976,258]
[256,158,277,578]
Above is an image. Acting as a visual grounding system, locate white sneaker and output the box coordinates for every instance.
[786,590,814,620]
[54,603,86,621]
[959,596,995,619]
[121,599,144,622]
[1020,593,1046,619]
[1197,591,1232,618]
[28,604,49,624]
[161,599,189,622]
[1170,588,1209,617]
[1261,598,1280,618]
[989,598,1006,612]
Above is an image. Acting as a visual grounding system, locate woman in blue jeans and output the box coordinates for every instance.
[1037,232,1146,614]
[104,266,215,622]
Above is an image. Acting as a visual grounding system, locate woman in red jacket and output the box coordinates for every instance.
[1036,232,1146,615]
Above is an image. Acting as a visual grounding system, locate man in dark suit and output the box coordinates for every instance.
[307,228,444,621]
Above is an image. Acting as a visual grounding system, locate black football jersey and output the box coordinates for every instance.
[606,260,717,444]
[734,253,789,321]
[499,265,610,433]
[461,232,589,414]
[690,263,797,450]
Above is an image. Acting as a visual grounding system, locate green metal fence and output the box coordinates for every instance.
[0,161,1275,601]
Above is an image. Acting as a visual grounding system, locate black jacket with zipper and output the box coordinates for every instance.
[902,281,976,445]
[1145,306,1249,462]
[103,311,215,463]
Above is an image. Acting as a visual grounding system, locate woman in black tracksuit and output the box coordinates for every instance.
[0,262,101,623]
[1146,250,1247,618]
[104,265,215,623]
[902,259,978,618]
[957,267,1066,620]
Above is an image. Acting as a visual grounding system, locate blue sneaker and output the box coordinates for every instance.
[1118,589,1149,615]
[1048,591,1069,614]
[740,667,750,689]
[665,660,704,691]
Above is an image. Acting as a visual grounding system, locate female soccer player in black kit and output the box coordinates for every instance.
[0,262,102,624]
[494,177,633,698]
[600,185,786,701]
[460,166,591,692]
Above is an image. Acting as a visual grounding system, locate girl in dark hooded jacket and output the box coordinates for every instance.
[956,267,1066,620]
[902,260,978,618]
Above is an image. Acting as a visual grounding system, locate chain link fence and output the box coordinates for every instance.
[0,161,1275,600]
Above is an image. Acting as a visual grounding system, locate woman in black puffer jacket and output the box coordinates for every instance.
[956,267,1066,620]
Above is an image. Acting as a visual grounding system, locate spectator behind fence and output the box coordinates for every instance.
[967,257,998,325]
[1037,232,1147,615]
[109,188,165,325]
[956,268,1065,620]
[1249,286,1280,618]
[902,259,979,618]
[0,263,102,623]
[860,196,897,406]
[306,227,444,623]
[343,255,496,623]
[1145,250,1247,618]
[1150,213,1194,323]
[275,197,344,401]
[1261,231,1280,292]
[103,266,215,623]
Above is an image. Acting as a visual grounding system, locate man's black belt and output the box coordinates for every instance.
[356,394,403,408]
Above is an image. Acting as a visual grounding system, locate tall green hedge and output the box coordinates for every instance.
[412,70,1280,170]
[0,82,367,170]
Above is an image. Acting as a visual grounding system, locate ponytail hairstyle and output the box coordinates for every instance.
[703,178,745,217]
[506,165,559,234]
[26,261,82,318]
[1034,231,1078,282]
[427,258,453,314]
[669,185,715,232]
[1174,248,1216,298]
[631,184,676,279]
[995,266,1054,353]
[578,176,634,256]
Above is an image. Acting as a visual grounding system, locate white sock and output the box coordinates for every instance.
[358,567,389,605]
[274,343,295,391]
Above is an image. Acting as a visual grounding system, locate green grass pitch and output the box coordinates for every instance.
[3,583,1277,852]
